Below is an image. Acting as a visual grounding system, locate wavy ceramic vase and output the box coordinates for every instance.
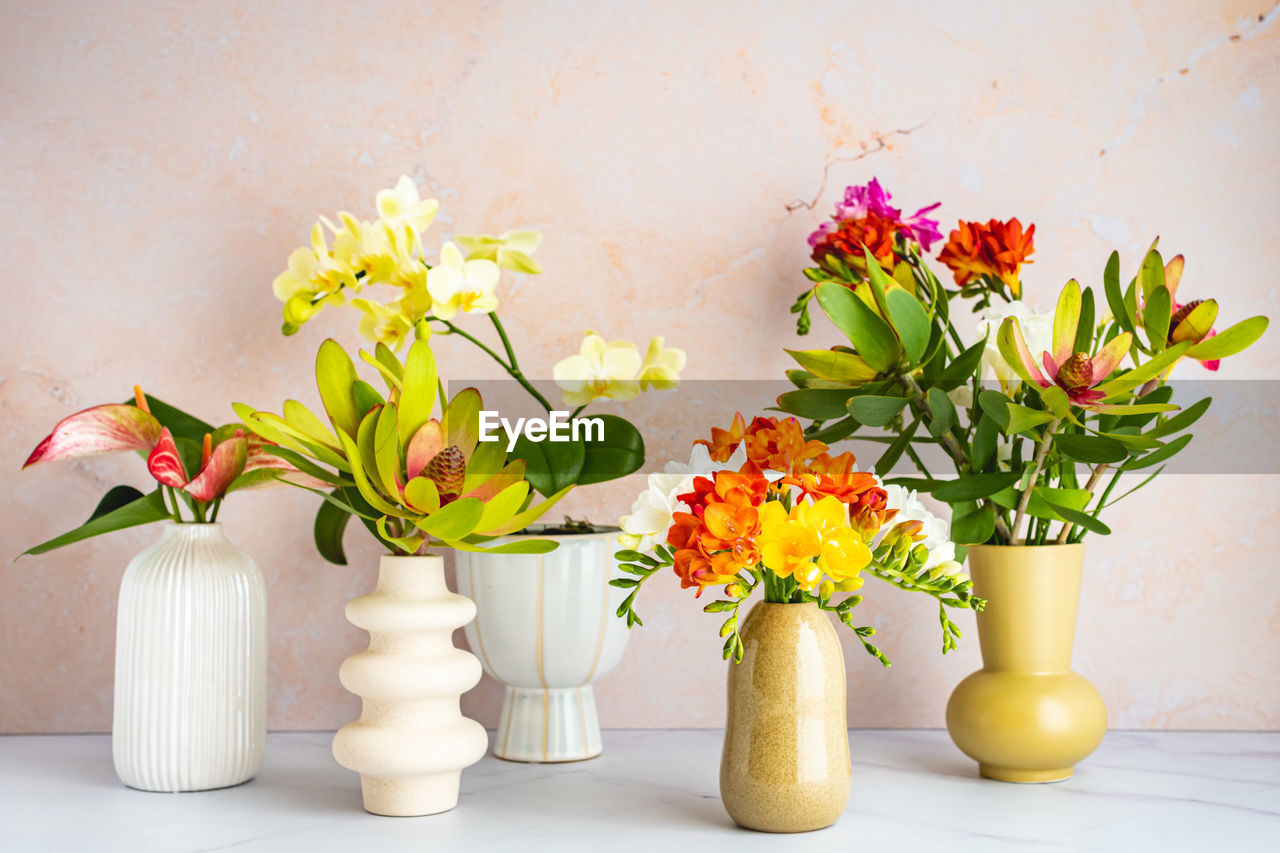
[946,543,1107,783]
[113,523,266,792]
[720,601,851,833]
[332,555,488,816]
[456,530,630,762]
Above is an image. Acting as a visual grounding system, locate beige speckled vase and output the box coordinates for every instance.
[720,601,851,833]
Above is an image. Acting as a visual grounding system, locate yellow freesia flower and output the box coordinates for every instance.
[638,336,686,391]
[454,230,543,274]
[376,175,439,234]
[552,332,643,406]
[351,297,414,351]
[426,242,500,320]
[757,496,870,591]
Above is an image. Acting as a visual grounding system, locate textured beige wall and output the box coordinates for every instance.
[2,0,1277,733]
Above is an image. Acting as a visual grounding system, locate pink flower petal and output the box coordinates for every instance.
[406,420,445,480]
[1041,352,1060,381]
[147,428,189,488]
[1090,332,1132,382]
[23,404,162,468]
[184,433,248,501]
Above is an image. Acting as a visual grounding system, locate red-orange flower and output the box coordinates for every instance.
[810,209,902,274]
[784,452,880,504]
[697,413,746,463]
[847,486,896,539]
[740,416,826,476]
[937,218,1035,298]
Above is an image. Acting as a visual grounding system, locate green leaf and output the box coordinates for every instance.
[1103,251,1134,334]
[938,339,987,390]
[351,380,386,417]
[1184,316,1269,361]
[314,496,352,565]
[1143,285,1172,353]
[991,486,1093,522]
[1120,433,1193,471]
[335,429,409,517]
[777,388,856,420]
[88,485,147,522]
[474,481,531,534]
[885,288,930,365]
[316,339,362,439]
[513,431,586,497]
[951,503,996,545]
[1073,287,1096,354]
[398,339,439,449]
[1092,429,1165,450]
[449,537,559,555]
[1149,397,1211,437]
[372,403,403,498]
[126,395,214,443]
[874,416,919,477]
[1038,385,1071,420]
[932,472,1022,503]
[847,394,910,427]
[1054,432,1127,464]
[1039,494,1111,536]
[1138,248,1165,301]
[785,349,879,384]
[978,389,1012,428]
[971,413,998,470]
[360,347,403,393]
[814,282,901,372]
[807,417,858,444]
[20,490,169,557]
[1096,341,1191,395]
[579,414,645,486]
[1005,403,1055,435]
[925,387,955,437]
[415,497,484,540]
[255,443,351,488]
[281,400,340,450]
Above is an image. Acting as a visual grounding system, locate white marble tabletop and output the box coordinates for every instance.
[2,729,1276,852]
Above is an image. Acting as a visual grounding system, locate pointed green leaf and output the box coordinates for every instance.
[847,394,910,427]
[785,349,879,383]
[1053,433,1127,464]
[20,490,170,557]
[932,472,1022,503]
[885,288,930,365]
[1120,433,1193,471]
[352,380,386,418]
[777,388,858,420]
[579,414,645,486]
[314,496,352,565]
[1143,285,1171,353]
[414,497,485,540]
[925,387,955,437]
[1103,251,1134,334]
[814,282,901,372]
[398,339,438,448]
[316,339,362,439]
[1149,397,1211,437]
[1184,316,1268,361]
[1138,248,1165,301]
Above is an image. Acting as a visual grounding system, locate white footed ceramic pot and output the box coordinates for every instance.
[332,555,488,816]
[456,530,630,763]
[113,522,266,792]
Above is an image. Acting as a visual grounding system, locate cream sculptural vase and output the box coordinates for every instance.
[946,543,1107,782]
[332,555,488,816]
[455,529,630,762]
[113,522,266,792]
[720,601,851,833]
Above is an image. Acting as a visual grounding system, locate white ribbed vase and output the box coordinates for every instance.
[112,522,266,792]
[456,531,630,763]
[331,555,488,816]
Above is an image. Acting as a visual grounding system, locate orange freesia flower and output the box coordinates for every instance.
[697,412,747,463]
[937,218,1035,298]
[810,209,902,274]
[740,416,826,476]
[785,452,880,504]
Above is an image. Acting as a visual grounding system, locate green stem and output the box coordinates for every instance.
[430,314,558,413]
[1056,462,1108,544]
[1011,418,1060,544]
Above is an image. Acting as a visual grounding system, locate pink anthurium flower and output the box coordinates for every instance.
[184,432,249,501]
[23,388,163,468]
[998,279,1132,410]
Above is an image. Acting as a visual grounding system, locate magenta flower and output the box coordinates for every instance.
[806,178,943,253]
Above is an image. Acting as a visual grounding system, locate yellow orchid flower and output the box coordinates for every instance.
[454,230,543,274]
[552,332,643,406]
[426,242,500,320]
[376,175,439,233]
[351,297,414,351]
[328,213,397,285]
[638,336,686,391]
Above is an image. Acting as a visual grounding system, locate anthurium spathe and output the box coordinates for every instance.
[239,338,569,564]
[20,390,305,557]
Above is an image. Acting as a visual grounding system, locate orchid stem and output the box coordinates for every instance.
[429,314,558,413]
[1012,418,1060,544]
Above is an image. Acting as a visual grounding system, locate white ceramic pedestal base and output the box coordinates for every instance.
[496,686,603,763]
[456,529,629,764]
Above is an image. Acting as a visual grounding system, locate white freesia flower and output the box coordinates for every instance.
[973,301,1054,392]
[881,485,965,578]
[617,442,778,552]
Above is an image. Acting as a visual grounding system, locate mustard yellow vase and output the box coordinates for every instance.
[946,543,1107,783]
[720,601,851,832]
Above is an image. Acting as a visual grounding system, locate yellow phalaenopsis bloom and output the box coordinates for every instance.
[639,336,686,391]
[328,212,398,284]
[376,175,439,234]
[351,297,415,351]
[757,497,870,591]
[455,230,543,274]
[426,242,500,320]
[552,332,686,407]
